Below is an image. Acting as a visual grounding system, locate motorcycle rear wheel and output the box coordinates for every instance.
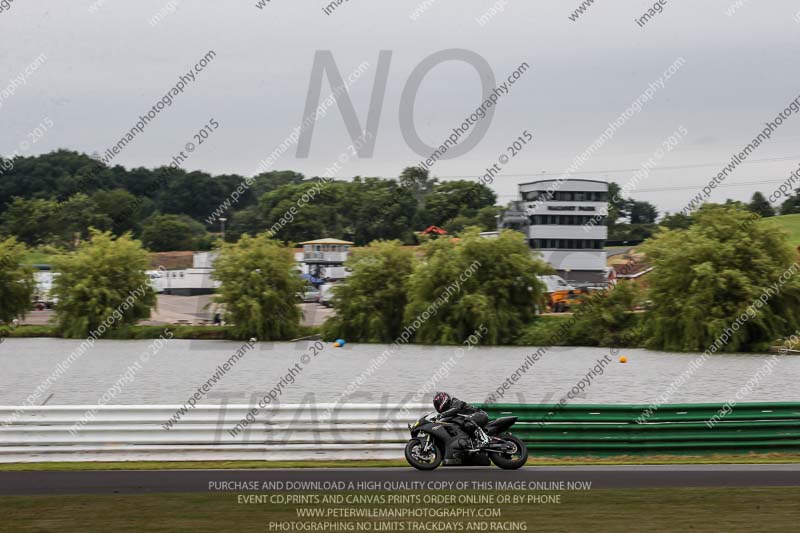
[405,438,443,470]
[489,435,528,470]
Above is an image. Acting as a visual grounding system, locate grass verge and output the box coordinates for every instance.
[2,488,799,532]
[4,324,321,341]
[3,452,800,471]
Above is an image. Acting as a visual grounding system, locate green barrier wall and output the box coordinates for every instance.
[478,402,800,456]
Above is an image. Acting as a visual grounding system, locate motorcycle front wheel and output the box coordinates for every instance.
[489,435,528,470]
[404,438,443,470]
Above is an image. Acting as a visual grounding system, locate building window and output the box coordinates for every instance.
[524,189,607,203]
[524,190,559,202]
[529,239,605,250]
[529,214,604,226]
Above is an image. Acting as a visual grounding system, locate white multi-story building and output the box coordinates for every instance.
[504,179,609,284]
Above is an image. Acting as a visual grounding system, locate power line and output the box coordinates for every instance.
[431,154,800,181]
[494,176,800,198]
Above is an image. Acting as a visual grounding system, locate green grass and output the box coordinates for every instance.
[3,324,59,338]
[107,325,237,341]
[771,213,800,248]
[22,249,60,266]
[2,488,799,532]
[3,453,800,471]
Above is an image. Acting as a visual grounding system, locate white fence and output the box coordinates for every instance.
[0,404,430,463]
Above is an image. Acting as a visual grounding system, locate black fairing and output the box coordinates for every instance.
[409,414,517,466]
[485,416,517,435]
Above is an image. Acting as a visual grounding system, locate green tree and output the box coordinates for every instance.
[226,205,263,242]
[260,181,347,243]
[748,191,774,217]
[642,204,800,352]
[58,193,113,244]
[443,206,502,234]
[212,234,305,340]
[399,166,435,196]
[323,241,416,342]
[92,188,143,236]
[347,177,418,245]
[0,237,35,323]
[628,200,658,224]
[251,170,306,198]
[606,182,627,225]
[404,229,550,344]
[570,282,644,346]
[660,212,693,230]
[780,189,800,215]
[141,214,211,251]
[0,197,59,245]
[52,230,156,338]
[422,181,496,228]
[0,150,106,208]
[158,170,233,224]
[608,222,659,242]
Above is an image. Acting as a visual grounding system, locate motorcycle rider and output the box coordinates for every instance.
[432,392,490,447]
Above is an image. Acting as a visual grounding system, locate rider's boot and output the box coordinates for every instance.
[475,427,490,447]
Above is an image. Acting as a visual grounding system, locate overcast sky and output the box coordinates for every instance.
[2,1,800,214]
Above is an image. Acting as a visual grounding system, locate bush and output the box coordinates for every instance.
[322,241,415,343]
[642,204,800,352]
[212,234,305,340]
[52,230,156,338]
[0,237,35,323]
[141,214,211,251]
[404,229,550,345]
[514,282,645,348]
[569,282,644,347]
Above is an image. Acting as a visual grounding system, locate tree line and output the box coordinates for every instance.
[2,150,797,252]
[0,151,498,251]
[605,184,783,242]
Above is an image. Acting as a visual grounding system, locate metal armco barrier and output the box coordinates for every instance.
[0,404,430,462]
[1,402,798,462]
[481,402,800,456]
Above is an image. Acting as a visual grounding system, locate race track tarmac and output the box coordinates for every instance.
[1,464,800,495]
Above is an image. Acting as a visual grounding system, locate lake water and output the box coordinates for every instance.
[1,338,798,406]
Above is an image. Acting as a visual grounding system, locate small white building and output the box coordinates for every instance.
[295,238,353,281]
[148,252,219,295]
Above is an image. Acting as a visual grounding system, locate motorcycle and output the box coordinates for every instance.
[404,411,528,470]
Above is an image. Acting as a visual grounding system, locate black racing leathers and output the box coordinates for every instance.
[439,397,489,440]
